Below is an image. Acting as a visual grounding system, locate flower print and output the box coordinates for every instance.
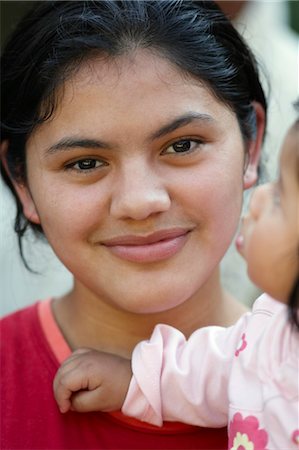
[230,432,254,450]
[292,429,299,446]
[229,413,268,450]
[235,333,247,357]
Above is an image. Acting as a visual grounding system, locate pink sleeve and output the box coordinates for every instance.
[122,314,249,427]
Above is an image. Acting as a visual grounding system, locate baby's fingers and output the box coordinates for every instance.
[71,387,110,413]
[53,378,73,414]
[53,364,90,413]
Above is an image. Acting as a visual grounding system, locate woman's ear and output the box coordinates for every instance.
[0,140,41,225]
[243,101,266,190]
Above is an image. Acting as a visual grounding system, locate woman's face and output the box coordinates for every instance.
[18,51,261,313]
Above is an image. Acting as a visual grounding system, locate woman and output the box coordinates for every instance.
[0,1,266,449]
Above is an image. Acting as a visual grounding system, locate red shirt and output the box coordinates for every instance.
[0,301,228,449]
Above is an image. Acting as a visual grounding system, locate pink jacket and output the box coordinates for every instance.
[122,294,299,449]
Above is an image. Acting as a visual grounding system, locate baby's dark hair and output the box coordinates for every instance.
[289,279,299,330]
[288,99,299,330]
[1,0,267,265]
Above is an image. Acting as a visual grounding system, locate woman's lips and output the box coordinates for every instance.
[101,229,192,263]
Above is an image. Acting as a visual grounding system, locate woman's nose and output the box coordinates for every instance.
[110,162,171,221]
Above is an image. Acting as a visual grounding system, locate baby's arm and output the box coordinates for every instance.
[53,348,132,413]
[54,314,249,424]
[122,316,250,427]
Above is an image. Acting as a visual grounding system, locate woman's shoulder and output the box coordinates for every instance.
[1,301,41,334]
[0,299,59,371]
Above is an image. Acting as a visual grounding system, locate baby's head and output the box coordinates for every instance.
[237,101,299,328]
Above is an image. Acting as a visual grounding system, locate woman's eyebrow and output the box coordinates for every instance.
[149,112,215,140]
[45,138,111,155]
[44,112,214,155]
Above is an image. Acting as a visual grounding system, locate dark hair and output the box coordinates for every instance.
[1,0,267,263]
[288,99,299,330]
[289,278,299,330]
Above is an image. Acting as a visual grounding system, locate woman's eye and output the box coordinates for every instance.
[163,139,201,155]
[65,158,106,172]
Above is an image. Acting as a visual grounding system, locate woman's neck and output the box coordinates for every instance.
[52,270,247,359]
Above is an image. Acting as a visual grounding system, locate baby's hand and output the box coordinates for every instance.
[53,348,132,413]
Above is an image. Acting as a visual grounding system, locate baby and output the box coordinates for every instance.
[54,109,299,450]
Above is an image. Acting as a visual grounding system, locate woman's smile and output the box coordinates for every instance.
[100,228,193,263]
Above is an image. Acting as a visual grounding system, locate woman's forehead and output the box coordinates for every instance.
[58,50,204,96]
[43,51,232,127]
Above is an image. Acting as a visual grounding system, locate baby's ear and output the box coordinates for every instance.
[243,102,266,190]
[0,140,41,225]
